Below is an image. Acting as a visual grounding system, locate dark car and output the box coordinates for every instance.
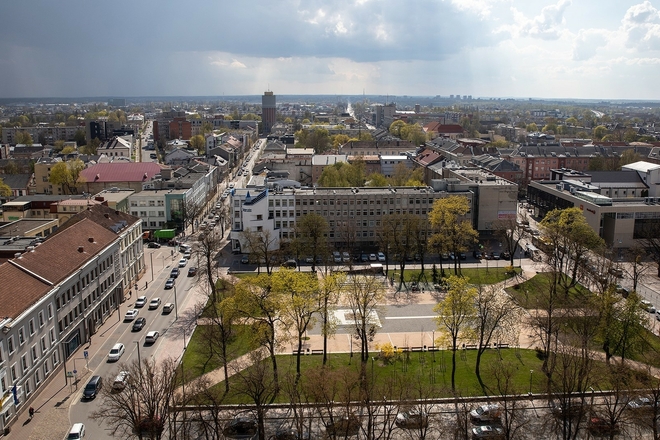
[170,268,180,278]
[83,375,103,400]
[222,416,257,439]
[549,400,585,419]
[147,242,161,248]
[473,251,483,259]
[273,428,310,440]
[326,415,361,437]
[187,267,197,277]
[132,317,146,332]
[588,416,620,434]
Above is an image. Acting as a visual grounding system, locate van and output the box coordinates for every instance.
[83,376,102,400]
[281,259,297,269]
[66,423,86,439]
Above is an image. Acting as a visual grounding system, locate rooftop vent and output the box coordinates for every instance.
[77,246,84,253]
[88,237,94,243]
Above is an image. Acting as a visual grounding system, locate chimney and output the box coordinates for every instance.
[88,237,94,243]
[77,246,84,253]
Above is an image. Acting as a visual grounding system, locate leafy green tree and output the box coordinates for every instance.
[53,140,66,152]
[317,162,366,187]
[331,133,350,148]
[434,275,477,391]
[202,121,213,134]
[526,123,538,132]
[73,129,86,146]
[230,274,285,394]
[15,131,33,145]
[242,113,261,121]
[593,125,608,140]
[272,270,321,381]
[366,173,388,187]
[80,137,100,155]
[619,149,642,167]
[189,134,205,153]
[49,159,85,194]
[389,120,406,137]
[61,146,76,155]
[0,178,11,198]
[565,117,578,126]
[428,196,479,275]
[3,161,19,175]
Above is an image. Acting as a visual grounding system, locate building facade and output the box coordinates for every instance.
[262,91,276,135]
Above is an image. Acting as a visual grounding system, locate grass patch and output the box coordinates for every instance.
[398,266,521,286]
[207,348,545,404]
[506,272,591,309]
[181,324,258,382]
[231,272,259,280]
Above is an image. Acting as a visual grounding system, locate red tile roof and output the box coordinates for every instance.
[0,263,51,320]
[79,162,163,183]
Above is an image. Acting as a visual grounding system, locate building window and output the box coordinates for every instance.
[29,320,35,336]
[7,337,14,354]
[38,312,44,327]
[18,328,25,345]
[21,354,28,372]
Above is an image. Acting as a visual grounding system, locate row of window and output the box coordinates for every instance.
[5,307,53,356]
[56,256,113,311]
[130,200,165,207]
[58,273,114,334]
[131,211,166,217]
[5,351,59,401]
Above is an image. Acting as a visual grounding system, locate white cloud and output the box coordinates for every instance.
[621,1,660,50]
[449,0,505,18]
[500,0,572,40]
[572,29,609,60]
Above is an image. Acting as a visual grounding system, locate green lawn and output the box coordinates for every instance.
[505,272,591,309]
[396,266,521,286]
[181,324,258,382]
[207,348,546,404]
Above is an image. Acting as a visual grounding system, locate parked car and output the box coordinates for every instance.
[641,300,656,313]
[333,251,341,263]
[473,250,483,259]
[145,331,160,344]
[112,371,130,391]
[471,425,504,439]
[342,251,351,263]
[395,409,429,429]
[588,416,620,434]
[135,296,147,308]
[148,298,161,310]
[147,242,161,248]
[222,415,258,439]
[107,343,125,362]
[272,427,310,440]
[162,303,174,314]
[188,267,197,276]
[241,255,249,264]
[626,396,652,410]
[326,415,361,437]
[361,254,369,262]
[377,252,386,262]
[164,278,175,290]
[132,317,146,331]
[124,309,139,321]
[470,404,502,423]
[83,376,103,399]
[549,399,585,419]
[282,259,297,269]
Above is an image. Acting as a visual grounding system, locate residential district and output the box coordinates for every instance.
[1,94,660,439]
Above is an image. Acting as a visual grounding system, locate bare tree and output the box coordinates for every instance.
[472,283,522,394]
[90,358,179,440]
[343,274,386,382]
[240,228,278,274]
[488,360,531,440]
[493,217,528,266]
[182,198,204,234]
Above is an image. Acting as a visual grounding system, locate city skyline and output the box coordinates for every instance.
[1,0,660,100]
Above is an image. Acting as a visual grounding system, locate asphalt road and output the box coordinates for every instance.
[68,246,197,440]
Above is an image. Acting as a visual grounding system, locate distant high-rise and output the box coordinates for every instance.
[262,91,276,135]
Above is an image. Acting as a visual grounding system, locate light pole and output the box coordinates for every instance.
[150,253,154,281]
[529,369,534,395]
[135,341,142,366]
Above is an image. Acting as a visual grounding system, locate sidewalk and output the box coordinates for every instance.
[6,309,118,440]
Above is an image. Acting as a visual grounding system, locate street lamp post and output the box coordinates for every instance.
[150,253,154,281]
[135,341,142,366]
[529,369,534,395]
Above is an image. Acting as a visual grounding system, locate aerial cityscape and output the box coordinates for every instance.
[3,1,660,440]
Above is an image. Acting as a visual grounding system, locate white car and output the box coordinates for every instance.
[107,343,125,362]
[178,258,187,267]
[112,371,130,391]
[124,309,139,321]
[145,331,160,344]
[377,252,386,262]
[135,296,147,308]
[148,298,161,310]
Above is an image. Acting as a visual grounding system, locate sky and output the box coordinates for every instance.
[1,0,660,100]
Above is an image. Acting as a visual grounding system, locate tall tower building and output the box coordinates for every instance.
[262,91,276,135]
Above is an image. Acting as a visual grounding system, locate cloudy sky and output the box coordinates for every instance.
[1,0,659,100]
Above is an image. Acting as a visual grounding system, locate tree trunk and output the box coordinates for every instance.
[475,348,486,394]
[451,344,457,391]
